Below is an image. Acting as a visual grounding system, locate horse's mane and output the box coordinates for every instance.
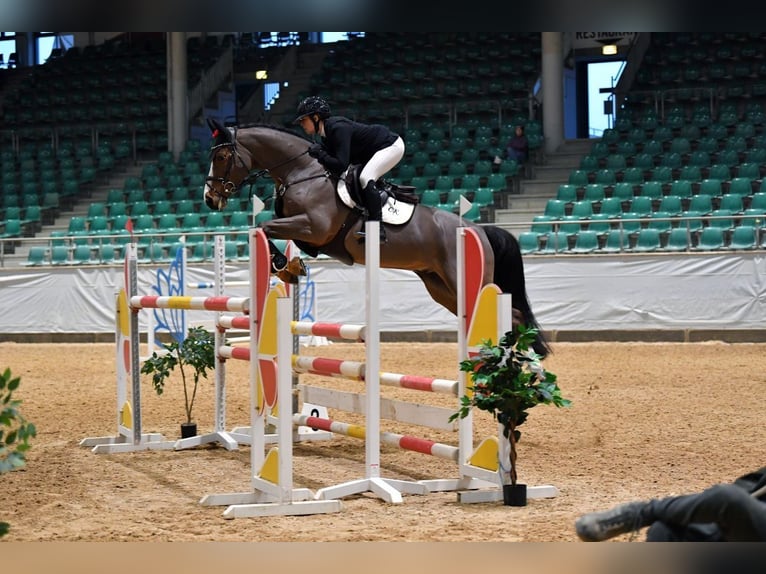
[235,122,313,143]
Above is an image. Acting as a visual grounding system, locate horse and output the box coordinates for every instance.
[202,118,551,357]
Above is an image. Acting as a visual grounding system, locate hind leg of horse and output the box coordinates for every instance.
[415,271,458,315]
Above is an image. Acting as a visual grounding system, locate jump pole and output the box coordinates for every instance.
[174,234,244,451]
[451,224,558,504]
[79,243,176,453]
[200,228,343,517]
[309,221,428,504]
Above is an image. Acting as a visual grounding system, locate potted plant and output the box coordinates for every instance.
[450,325,571,506]
[140,325,215,438]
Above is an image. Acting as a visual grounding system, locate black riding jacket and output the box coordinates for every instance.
[315,116,398,176]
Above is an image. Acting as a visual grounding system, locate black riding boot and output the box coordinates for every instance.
[268,239,288,272]
[355,180,387,243]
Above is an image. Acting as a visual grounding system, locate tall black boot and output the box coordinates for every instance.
[268,239,288,273]
[355,180,386,243]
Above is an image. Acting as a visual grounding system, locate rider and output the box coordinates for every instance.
[294,95,405,243]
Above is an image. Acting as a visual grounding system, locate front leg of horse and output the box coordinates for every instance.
[261,213,325,243]
[261,215,318,284]
[265,239,306,284]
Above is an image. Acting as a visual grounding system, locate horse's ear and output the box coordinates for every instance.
[207,118,232,144]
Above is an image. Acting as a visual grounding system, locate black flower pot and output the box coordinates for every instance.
[181,422,197,438]
[503,483,527,506]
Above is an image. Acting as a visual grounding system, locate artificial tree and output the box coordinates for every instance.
[140,325,215,437]
[450,325,571,505]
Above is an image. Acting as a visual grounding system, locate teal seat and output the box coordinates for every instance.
[669,180,692,200]
[24,246,47,266]
[530,216,554,236]
[612,182,636,204]
[693,227,724,251]
[631,228,661,252]
[71,244,95,265]
[544,199,566,219]
[188,241,214,262]
[472,188,495,209]
[688,194,713,215]
[677,166,702,182]
[697,178,723,197]
[587,213,612,237]
[420,189,441,208]
[708,209,735,232]
[556,184,578,203]
[658,195,683,216]
[749,192,766,211]
[598,197,623,219]
[97,244,118,264]
[582,184,605,204]
[570,230,599,254]
[50,245,70,265]
[460,203,481,222]
[619,211,643,235]
[518,231,540,255]
[568,170,589,186]
[540,231,569,253]
[736,161,761,180]
[665,228,690,252]
[571,200,594,220]
[628,196,653,218]
[729,225,757,250]
[621,167,645,185]
[600,229,625,253]
[639,181,664,200]
[719,194,744,214]
[648,211,674,234]
[594,169,616,186]
[727,177,754,198]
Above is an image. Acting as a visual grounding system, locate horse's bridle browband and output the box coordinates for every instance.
[206,138,328,201]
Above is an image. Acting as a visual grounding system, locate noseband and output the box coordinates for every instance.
[205,141,264,201]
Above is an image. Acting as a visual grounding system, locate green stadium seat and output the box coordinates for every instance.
[729,225,758,250]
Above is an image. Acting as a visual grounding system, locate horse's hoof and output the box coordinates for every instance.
[287,256,307,276]
[276,269,300,284]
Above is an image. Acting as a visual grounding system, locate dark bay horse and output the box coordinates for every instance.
[202,118,550,357]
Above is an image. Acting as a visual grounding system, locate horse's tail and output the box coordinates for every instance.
[483,224,552,358]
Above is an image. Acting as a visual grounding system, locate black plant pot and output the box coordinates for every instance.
[503,483,527,506]
[180,422,197,438]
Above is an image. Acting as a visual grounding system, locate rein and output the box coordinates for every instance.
[206,139,329,201]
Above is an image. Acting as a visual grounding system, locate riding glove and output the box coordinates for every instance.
[308,143,327,159]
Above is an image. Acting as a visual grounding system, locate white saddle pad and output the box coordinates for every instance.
[337,178,415,226]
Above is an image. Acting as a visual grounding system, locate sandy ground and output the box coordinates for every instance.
[1,340,765,544]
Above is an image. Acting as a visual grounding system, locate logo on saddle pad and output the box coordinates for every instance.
[337,172,415,226]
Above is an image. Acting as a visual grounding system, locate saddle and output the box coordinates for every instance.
[337,165,419,226]
[274,165,420,264]
[342,165,419,209]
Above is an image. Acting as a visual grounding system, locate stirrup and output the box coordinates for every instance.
[355,227,387,244]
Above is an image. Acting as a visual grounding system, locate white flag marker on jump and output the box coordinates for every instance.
[252,195,265,217]
[459,195,472,218]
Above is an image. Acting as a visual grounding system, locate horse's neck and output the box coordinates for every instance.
[239,129,314,178]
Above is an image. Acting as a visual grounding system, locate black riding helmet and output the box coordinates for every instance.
[294,95,331,124]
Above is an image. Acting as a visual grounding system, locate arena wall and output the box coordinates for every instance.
[0,251,764,343]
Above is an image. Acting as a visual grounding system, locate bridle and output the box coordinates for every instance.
[204,140,265,201]
[205,134,329,208]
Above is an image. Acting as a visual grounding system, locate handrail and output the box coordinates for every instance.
[0,212,763,267]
